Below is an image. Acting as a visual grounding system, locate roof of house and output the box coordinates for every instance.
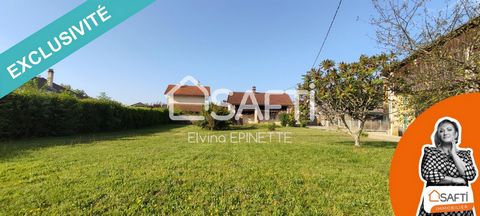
[131,102,148,107]
[164,85,211,96]
[227,92,293,106]
[32,77,89,99]
[34,77,66,93]
[131,102,167,108]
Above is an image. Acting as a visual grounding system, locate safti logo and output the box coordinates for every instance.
[429,190,440,202]
[165,76,210,121]
[165,75,317,122]
[428,189,469,203]
[422,186,475,213]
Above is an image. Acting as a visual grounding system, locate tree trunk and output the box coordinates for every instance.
[355,120,366,147]
[340,115,361,147]
[354,134,361,147]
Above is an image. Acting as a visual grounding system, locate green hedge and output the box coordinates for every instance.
[0,93,170,139]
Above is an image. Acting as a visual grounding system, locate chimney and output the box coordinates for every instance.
[47,69,54,87]
[252,86,256,93]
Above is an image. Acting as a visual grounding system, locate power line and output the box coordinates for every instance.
[311,0,343,69]
[285,0,343,91]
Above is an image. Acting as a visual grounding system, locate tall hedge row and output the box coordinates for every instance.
[0,93,170,139]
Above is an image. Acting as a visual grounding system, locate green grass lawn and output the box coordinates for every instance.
[0,125,396,215]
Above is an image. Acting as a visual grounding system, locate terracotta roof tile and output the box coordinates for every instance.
[164,85,211,96]
[227,92,293,106]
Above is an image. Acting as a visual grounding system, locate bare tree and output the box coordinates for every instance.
[371,0,480,115]
[372,0,479,57]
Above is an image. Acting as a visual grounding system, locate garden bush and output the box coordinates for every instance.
[267,123,276,131]
[278,112,296,127]
[0,92,170,139]
[278,112,289,127]
[196,104,232,130]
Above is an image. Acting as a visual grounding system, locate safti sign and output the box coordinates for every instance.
[165,76,317,122]
[421,186,474,213]
[0,0,155,98]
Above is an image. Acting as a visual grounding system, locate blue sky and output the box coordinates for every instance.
[0,0,395,104]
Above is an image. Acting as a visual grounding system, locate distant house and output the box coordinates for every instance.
[36,69,66,93]
[130,102,167,109]
[227,86,293,124]
[131,102,149,108]
[26,69,89,99]
[164,84,211,113]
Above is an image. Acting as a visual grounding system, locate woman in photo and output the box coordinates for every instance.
[418,117,477,216]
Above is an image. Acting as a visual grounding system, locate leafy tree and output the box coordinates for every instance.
[14,78,46,95]
[61,84,89,98]
[97,92,113,101]
[300,54,392,147]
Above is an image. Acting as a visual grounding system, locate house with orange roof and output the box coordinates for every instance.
[164,84,211,114]
[227,86,293,124]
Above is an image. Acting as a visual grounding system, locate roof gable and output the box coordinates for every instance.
[164,85,211,97]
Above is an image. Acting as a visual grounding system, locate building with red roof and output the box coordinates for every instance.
[226,86,293,124]
[164,84,211,113]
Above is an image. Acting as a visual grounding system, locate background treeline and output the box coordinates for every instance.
[0,92,170,139]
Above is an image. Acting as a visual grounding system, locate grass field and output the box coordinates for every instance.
[0,125,396,215]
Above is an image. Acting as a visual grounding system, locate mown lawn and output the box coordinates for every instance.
[0,125,396,215]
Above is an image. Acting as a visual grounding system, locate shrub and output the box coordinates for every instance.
[279,112,297,127]
[196,104,232,130]
[361,132,369,138]
[0,93,170,139]
[298,115,310,127]
[267,123,276,131]
[278,112,289,127]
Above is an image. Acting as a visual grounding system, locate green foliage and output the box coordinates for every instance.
[60,84,89,98]
[14,78,45,94]
[0,93,170,139]
[300,54,393,146]
[298,120,307,128]
[361,132,369,138]
[288,113,297,127]
[278,112,295,127]
[385,52,474,117]
[15,78,89,99]
[278,112,288,127]
[297,110,310,128]
[196,104,232,130]
[267,122,276,131]
[97,92,113,101]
